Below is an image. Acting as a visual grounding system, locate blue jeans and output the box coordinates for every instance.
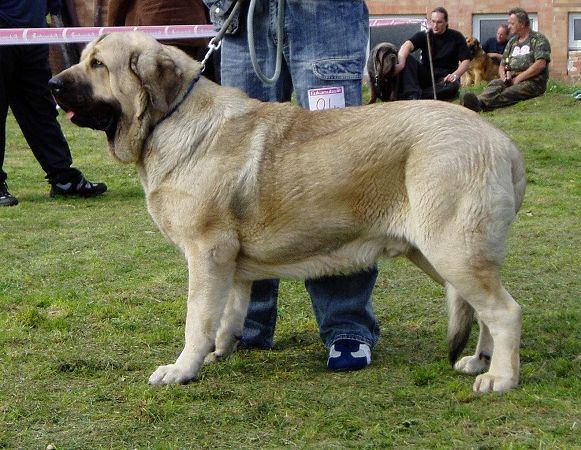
[220,0,380,349]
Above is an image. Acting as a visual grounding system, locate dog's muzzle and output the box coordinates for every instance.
[49,76,121,140]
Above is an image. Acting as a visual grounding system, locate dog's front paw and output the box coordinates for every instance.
[148,364,197,385]
[454,354,490,375]
[473,373,518,393]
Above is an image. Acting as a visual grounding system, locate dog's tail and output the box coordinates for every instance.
[511,145,526,214]
[447,285,474,365]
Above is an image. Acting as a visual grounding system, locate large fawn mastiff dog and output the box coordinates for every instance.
[49,32,526,393]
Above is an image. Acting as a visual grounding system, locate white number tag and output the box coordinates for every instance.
[307,86,346,111]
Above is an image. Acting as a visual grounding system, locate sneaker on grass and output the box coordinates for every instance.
[0,182,18,206]
[327,339,371,372]
[50,175,107,198]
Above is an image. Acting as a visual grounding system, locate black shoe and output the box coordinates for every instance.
[0,182,18,206]
[50,176,107,198]
[460,92,482,112]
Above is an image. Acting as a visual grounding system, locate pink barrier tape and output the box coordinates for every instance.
[0,19,427,46]
[368,18,427,28]
[0,24,217,45]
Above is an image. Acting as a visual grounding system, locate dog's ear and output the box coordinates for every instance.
[130,47,183,113]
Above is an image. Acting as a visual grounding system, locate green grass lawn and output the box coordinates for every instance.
[0,83,579,449]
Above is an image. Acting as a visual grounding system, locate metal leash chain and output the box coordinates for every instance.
[200,0,285,85]
[200,0,244,72]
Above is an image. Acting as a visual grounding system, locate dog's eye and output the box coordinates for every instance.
[91,58,104,68]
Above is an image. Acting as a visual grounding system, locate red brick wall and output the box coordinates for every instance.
[569,51,581,81]
[366,1,581,81]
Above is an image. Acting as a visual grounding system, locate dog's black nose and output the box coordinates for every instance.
[48,77,63,93]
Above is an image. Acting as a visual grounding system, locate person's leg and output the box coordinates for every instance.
[0,45,13,187]
[307,268,380,348]
[8,44,81,184]
[425,78,460,101]
[284,0,368,107]
[473,78,506,110]
[479,79,546,110]
[461,79,505,112]
[221,0,293,348]
[418,67,460,101]
[238,279,279,348]
[221,0,292,103]
[10,44,106,197]
[285,0,380,369]
[0,46,18,206]
[222,0,380,361]
[397,56,425,100]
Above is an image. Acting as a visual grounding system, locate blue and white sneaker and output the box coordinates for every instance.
[327,339,371,372]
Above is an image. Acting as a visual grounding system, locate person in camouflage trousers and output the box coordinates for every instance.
[461,8,551,112]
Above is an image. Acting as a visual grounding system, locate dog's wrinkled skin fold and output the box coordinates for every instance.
[51,32,526,393]
[461,37,500,87]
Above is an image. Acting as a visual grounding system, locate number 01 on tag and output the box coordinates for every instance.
[307,86,346,111]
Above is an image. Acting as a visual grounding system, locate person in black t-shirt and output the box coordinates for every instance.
[482,24,509,65]
[394,6,471,100]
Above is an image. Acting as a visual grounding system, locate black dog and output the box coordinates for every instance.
[367,42,400,103]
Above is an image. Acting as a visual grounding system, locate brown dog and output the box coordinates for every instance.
[461,37,499,87]
[367,42,399,103]
[49,33,526,393]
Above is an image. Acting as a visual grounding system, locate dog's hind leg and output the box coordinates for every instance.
[469,284,520,393]
[406,247,445,285]
[406,248,477,370]
[446,284,475,365]
[454,316,493,375]
[418,244,521,392]
[204,280,252,365]
[148,236,240,385]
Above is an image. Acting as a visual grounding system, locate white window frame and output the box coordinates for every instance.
[570,13,581,50]
[472,13,538,42]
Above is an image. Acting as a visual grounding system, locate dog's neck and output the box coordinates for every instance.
[154,72,202,128]
[139,70,203,154]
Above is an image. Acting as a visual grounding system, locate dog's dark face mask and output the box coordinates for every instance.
[49,76,122,141]
[467,39,481,59]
